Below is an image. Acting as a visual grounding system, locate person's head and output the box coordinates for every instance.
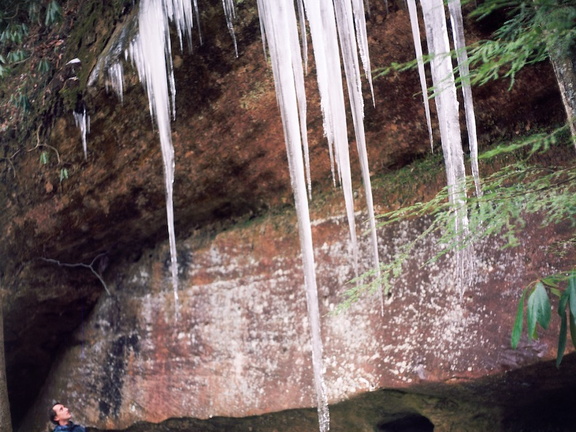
[49,403,72,426]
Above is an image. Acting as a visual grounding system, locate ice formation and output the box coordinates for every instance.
[106,62,125,102]
[420,0,467,220]
[447,0,482,197]
[222,0,238,57]
[126,0,189,312]
[92,0,483,429]
[410,0,480,203]
[73,107,90,160]
[418,0,475,296]
[255,1,329,428]
[256,0,386,426]
[333,0,382,309]
[406,0,434,150]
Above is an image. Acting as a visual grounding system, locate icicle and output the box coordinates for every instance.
[163,0,195,50]
[98,1,380,426]
[296,0,308,73]
[256,2,329,430]
[333,0,382,311]
[407,0,434,151]
[222,0,239,57]
[128,0,180,315]
[446,0,479,297]
[447,0,482,197]
[192,0,202,45]
[421,0,470,296]
[73,107,90,160]
[106,62,125,102]
[420,0,466,210]
[255,2,314,199]
[257,4,268,57]
[351,0,375,104]
[303,0,360,274]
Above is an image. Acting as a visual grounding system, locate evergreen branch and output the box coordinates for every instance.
[342,126,576,310]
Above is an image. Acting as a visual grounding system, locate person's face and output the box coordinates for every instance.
[53,404,72,425]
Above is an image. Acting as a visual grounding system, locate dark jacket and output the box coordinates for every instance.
[54,422,85,432]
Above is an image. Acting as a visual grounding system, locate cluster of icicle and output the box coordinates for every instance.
[125,0,190,318]
[256,0,383,428]
[408,0,481,294]
[88,0,481,431]
[106,1,383,429]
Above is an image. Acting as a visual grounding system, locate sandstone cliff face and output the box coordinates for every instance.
[0,1,573,432]
[18,209,576,432]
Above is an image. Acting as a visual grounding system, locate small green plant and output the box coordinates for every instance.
[59,167,68,182]
[27,1,41,24]
[6,49,27,63]
[0,22,29,44]
[44,1,62,26]
[512,272,576,366]
[10,92,31,112]
[39,150,49,164]
[37,58,51,74]
[0,1,60,83]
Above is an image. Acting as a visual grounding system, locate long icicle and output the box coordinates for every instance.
[303,0,359,275]
[119,2,379,427]
[256,0,329,430]
[351,0,375,103]
[129,0,199,317]
[447,0,482,197]
[420,0,470,296]
[128,0,190,317]
[221,0,239,57]
[333,0,382,311]
[407,0,434,151]
[420,0,466,213]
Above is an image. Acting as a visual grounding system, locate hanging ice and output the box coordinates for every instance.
[447,0,482,197]
[256,1,329,429]
[412,0,481,205]
[222,0,238,57]
[73,107,90,160]
[419,0,473,295]
[332,0,382,310]
[106,62,125,102]
[420,0,467,217]
[303,0,360,274]
[258,0,384,428]
[100,0,381,429]
[406,0,434,150]
[350,0,374,102]
[127,0,187,313]
[296,0,308,73]
[163,0,196,50]
[89,4,486,429]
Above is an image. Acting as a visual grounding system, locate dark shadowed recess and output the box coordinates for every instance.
[376,415,434,431]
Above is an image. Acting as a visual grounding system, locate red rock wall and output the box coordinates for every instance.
[18,206,574,431]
